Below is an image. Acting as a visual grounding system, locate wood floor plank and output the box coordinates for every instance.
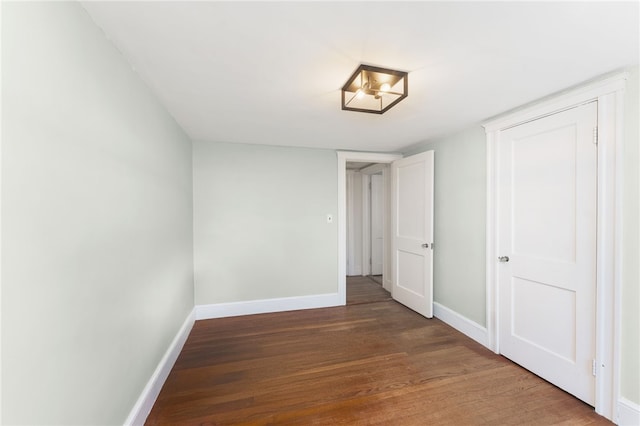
[346,276,391,305]
[146,278,611,425]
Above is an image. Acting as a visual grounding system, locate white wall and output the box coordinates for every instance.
[621,66,640,404]
[193,141,337,305]
[2,3,194,424]
[404,127,487,326]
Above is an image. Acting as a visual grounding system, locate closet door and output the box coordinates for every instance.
[497,102,598,405]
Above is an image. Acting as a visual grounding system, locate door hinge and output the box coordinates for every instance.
[593,126,598,145]
[369,257,372,265]
[592,359,597,376]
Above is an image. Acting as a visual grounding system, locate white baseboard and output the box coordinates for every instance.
[351,266,363,276]
[196,293,342,320]
[124,309,195,426]
[433,302,490,349]
[618,397,640,425]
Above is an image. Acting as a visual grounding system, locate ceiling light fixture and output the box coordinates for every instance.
[341,64,408,114]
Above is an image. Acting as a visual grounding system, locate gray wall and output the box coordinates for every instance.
[2,3,194,424]
[404,127,487,326]
[193,141,338,305]
[404,67,640,405]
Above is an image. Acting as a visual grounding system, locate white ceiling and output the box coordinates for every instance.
[82,1,639,152]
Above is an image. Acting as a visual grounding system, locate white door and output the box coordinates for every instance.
[370,173,384,276]
[391,151,434,318]
[497,102,597,405]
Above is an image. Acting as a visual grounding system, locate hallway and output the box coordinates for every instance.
[346,275,391,305]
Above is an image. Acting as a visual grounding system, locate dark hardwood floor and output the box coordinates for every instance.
[346,275,391,305]
[146,279,611,425]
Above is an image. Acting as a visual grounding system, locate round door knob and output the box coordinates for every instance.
[498,256,510,262]
[422,243,429,248]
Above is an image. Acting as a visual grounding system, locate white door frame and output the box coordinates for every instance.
[345,169,363,276]
[337,152,402,304]
[0,1,4,419]
[484,71,628,422]
[361,172,371,277]
[360,163,387,279]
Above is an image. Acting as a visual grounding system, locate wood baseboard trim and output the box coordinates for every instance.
[124,309,195,426]
[195,293,342,320]
[433,302,490,349]
[617,397,640,425]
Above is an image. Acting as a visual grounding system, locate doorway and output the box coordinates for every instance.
[337,152,401,306]
[345,162,389,305]
[339,150,435,319]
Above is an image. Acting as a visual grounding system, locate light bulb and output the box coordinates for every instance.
[356,89,365,99]
[379,83,391,93]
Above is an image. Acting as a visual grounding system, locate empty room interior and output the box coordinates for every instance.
[2,1,640,425]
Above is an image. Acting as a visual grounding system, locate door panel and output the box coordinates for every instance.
[397,163,426,239]
[511,124,577,262]
[498,102,597,405]
[397,250,425,296]
[511,277,576,361]
[391,151,434,318]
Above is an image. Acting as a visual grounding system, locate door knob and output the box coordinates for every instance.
[422,243,429,248]
[498,256,510,262]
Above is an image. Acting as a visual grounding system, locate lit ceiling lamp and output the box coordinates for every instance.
[341,64,408,114]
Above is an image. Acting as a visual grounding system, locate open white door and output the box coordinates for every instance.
[391,151,434,318]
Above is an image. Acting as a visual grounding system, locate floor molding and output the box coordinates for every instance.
[383,278,393,293]
[124,309,195,426]
[433,302,490,349]
[195,293,342,320]
[617,397,640,425]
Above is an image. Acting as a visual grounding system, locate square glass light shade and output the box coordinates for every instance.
[341,65,408,114]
